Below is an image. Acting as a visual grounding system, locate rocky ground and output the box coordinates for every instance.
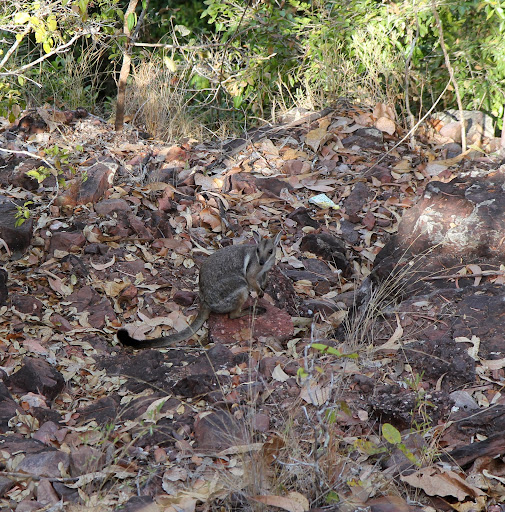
[0,102,505,511]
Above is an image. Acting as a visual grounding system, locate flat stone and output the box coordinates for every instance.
[0,382,21,433]
[17,450,70,478]
[208,299,293,344]
[343,182,370,223]
[8,357,65,401]
[94,198,130,216]
[194,409,246,451]
[70,445,106,477]
[76,396,118,426]
[37,478,60,506]
[11,294,44,318]
[0,476,14,497]
[128,214,153,240]
[49,231,86,253]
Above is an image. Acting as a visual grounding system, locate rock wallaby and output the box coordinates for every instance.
[117,232,281,349]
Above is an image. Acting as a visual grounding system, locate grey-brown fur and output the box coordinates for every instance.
[117,232,281,349]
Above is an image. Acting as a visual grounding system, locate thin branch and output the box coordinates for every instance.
[132,42,224,50]
[368,78,452,172]
[0,32,86,77]
[431,0,467,151]
[421,270,505,281]
[0,26,31,70]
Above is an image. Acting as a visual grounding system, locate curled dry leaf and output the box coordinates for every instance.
[252,492,309,512]
[400,467,486,501]
[90,255,116,270]
[299,381,331,406]
[272,364,290,382]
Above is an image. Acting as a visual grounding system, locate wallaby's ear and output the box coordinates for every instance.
[253,231,262,244]
[273,231,282,246]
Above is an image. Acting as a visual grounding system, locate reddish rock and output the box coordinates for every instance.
[58,157,119,207]
[49,314,73,332]
[252,413,270,432]
[128,214,153,240]
[70,445,106,476]
[37,478,60,506]
[17,450,70,478]
[258,357,279,378]
[76,157,118,205]
[286,207,320,229]
[208,299,293,345]
[87,302,117,328]
[298,299,340,317]
[188,344,235,375]
[373,166,505,295]
[173,290,197,306]
[67,286,102,312]
[343,181,370,223]
[263,266,299,316]
[11,294,43,318]
[194,409,246,451]
[94,198,130,216]
[76,396,118,426]
[119,284,138,303]
[49,231,86,253]
[254,177,293,198]
[0,382,21,433]
[8,357,65,401]
[9,158,41,191]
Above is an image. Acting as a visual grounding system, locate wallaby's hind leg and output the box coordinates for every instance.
[228,288,250,319]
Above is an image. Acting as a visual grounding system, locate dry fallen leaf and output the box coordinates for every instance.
[400,466,486,501]
[252,492,309,512]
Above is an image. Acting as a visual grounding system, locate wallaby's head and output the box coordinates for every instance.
[253,231,281,266]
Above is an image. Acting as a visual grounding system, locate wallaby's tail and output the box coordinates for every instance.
[117,305,211,349]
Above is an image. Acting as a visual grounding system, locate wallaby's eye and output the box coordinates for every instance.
[269,249,273,254]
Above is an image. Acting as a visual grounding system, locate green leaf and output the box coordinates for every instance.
[296,367,308,379]
[127,12,136,32]
[311,343,343,357]
[382,423,402,445]
[175,25,191,36]
[14,12,31,24]
[47,16,57,32]
[326,491,340,504]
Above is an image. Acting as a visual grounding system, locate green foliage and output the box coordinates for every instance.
[0,0,120,115]
[25,144,84,191]
[353,423,421,467]
[14,201,33,227]
[0,82,25,122]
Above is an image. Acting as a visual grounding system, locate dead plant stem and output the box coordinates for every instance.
[431,0,467,152]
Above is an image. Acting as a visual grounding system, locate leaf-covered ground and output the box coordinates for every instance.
[0,103,504,512]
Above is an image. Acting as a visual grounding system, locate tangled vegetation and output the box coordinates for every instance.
[1,0,504,138]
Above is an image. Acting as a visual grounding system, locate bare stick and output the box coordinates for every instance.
[431,0,467,152]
